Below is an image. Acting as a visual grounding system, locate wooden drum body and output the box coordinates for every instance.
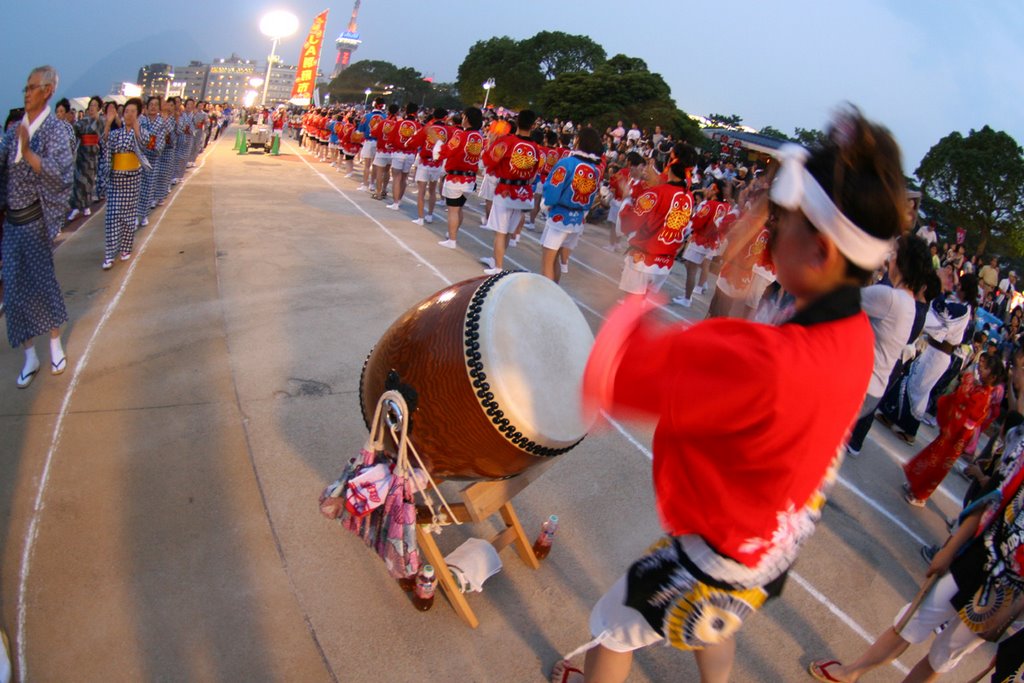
[360,271,594,480]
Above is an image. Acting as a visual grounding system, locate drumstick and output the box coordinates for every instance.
[894,574,939,635]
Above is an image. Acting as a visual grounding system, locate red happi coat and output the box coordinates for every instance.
[622,181,694,270]
[388,117,422,155]
[341,122,363,155]
[371,115,397,152]
[540,146,561,183]
[482,133,542,202]
[439,127,485,182]
[718,224,775,293]
[690,199,730,249]
[410,119,448,168]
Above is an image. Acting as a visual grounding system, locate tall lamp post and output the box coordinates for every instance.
[363,87,372,106]
[482,77,495,109]
[259,11,299,106]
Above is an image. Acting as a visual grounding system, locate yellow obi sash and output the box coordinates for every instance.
[112,152,141,172]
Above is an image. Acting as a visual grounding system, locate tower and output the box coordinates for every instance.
[331,0,363,79]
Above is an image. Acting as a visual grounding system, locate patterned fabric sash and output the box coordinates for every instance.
[6,201,43,226]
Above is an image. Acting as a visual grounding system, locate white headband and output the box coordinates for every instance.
[769,143,893,270]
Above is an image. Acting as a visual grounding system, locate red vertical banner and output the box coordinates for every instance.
[291,10,329,100]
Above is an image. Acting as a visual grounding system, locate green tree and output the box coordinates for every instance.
[523,31,606,80]
[456,36,543,109]
[427,83,462,111]
[326,60,433,105]
[707,113,743,128]
[327,60,400,102]
[536,54,702,146]
[793,127,827,147]
[916,126,1024,256]
[757,125,793,142]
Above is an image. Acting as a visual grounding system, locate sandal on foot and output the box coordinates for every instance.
[119,252,131,261]
[808,659,847,682]
[904,491,926,507]
[51,356,67,375]
[550,660,583,683]
[102,259,114,270]
[17,366,39,389]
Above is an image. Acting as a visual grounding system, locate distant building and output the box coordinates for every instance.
[265,62,299,105]
[173,61,210,101]
[157,54,321,105]
[137,63,174,98]
[204,54,258,104]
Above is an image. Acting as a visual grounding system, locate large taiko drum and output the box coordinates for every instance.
[359,271,594,480]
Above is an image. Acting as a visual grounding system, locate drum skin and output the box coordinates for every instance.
[360,272,584,480]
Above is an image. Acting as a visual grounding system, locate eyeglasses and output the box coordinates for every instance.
[22,83,49,93]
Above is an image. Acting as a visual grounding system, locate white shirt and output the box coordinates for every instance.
[15,105,51,163]
[916,225,937,245]
[861,284,918,397]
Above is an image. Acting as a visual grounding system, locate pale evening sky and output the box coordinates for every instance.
[4,0,1023,174]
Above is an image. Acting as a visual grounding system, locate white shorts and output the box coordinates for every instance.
[442,178,474,199]
[390,152,414,173]
[541,224,582,251]
[619,258,669,295]
[372,151,393,168]
[746,270,776,308]
[894,573,986,674]
[478,173,498,200]
[587,575,663,653]
[683,242,711,265]
[416,164,445,183]
[359,140,377,160]
[608,198,622,226]
[484,203,522,235]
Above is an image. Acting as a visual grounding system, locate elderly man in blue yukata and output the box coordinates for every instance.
[0,65,74,388]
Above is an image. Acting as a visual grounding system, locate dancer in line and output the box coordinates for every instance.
[0,66,74,388]
[555,108,907,683]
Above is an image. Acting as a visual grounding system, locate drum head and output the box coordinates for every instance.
[472,273,594,449]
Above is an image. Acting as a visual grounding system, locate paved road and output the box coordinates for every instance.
[0,131,994,682]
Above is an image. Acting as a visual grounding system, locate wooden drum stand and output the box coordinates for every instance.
[416,459,555,628]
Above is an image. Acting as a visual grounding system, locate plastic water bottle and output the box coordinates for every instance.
[412,564,436,611]
[532,515,559,560]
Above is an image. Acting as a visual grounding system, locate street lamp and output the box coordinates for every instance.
[259,10,299,106]
[482,77,495,109]
[363,87,372,106]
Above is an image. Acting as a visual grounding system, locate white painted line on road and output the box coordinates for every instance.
[837,475,929,546]
[294,148,908,672]
[286,142,452,288]
[15,140,220,681]
[788,572,911,674]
